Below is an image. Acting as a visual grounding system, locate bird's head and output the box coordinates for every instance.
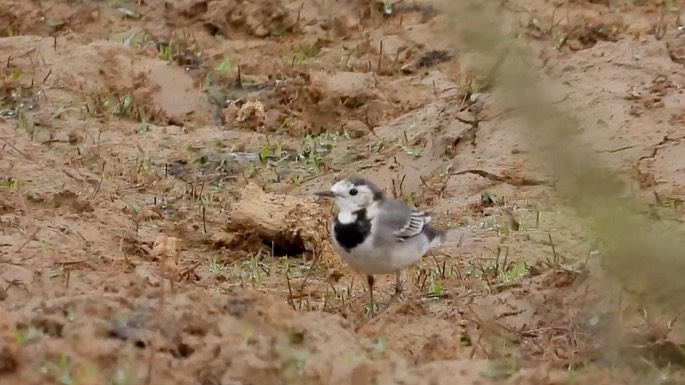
[314,177,383,213]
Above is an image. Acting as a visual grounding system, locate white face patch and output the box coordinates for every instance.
[331,179,355,196]
[329,179,376,214]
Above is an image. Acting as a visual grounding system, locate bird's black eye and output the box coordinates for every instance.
[349,188,358,196]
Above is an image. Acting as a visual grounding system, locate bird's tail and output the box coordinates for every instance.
[429,226,473,248]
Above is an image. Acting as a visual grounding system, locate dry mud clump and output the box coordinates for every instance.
[1,0,685,384]
[220,183,333,260]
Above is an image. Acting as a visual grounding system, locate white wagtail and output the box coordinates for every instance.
[314,176,446,311]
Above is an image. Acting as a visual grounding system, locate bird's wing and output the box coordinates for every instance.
[378,200,431,241]
[394,210,430,240]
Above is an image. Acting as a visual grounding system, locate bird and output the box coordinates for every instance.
[314,176,446,312]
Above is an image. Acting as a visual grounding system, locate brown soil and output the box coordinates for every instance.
[1,0,685,384]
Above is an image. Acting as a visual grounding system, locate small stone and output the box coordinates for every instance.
[134,264,161,286]
[345,120,368,139]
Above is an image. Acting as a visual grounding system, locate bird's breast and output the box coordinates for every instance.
[332,214,372,253]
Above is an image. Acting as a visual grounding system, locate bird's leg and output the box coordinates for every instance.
[390,271,405,302]
[394,271,405,295]
[366,275,376,314]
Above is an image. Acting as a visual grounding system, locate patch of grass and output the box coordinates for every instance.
[215,56,234,76]
[478,206,537,236]
[202,55,237,93]
[49,265,65,278]
[111,30,153,49]
[247,253,263,285]
[12,326,43,346]
[398,131,421,157]
[294,132,345,174]
[156,38,203,69]
[85,88,154,123]
[259,137,289,165]
[429,277,444,296]
[228,251,267,286]
[298,42,314,58]
[664,0,679,12]
[290,174,303,185]
[461,246,533,291]
[404,192,417,207]
[41,356,75,385]
[207,181,232,204]
[1,69,42,136]
[137,122,150,133]
[207,255,226,275]
[280,117,296,130]
[368,138,386,153]
[123,201,142,214]
[281,42,316,65]
[415,258,460,299]
[240,322,254,345]
[137,154,156,175]
[255,132,347,180]
[243,163,260,179]
[501,260,527,282]
[26,189,42,202]
[0,177,19,190]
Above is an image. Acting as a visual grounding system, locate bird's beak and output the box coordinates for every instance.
[313,190,336,198]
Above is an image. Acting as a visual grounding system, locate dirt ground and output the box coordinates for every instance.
[2,0,685,384]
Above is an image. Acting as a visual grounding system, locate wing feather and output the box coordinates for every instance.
[394,209,430,241]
